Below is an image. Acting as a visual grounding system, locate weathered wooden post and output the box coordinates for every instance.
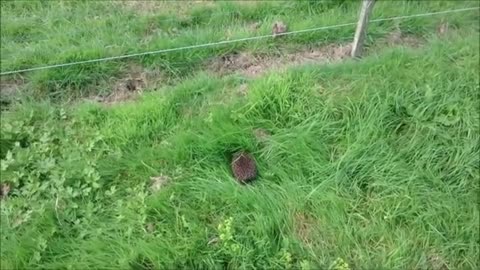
[351,0,376,58]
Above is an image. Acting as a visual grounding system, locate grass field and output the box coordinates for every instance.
[1,1,479,269]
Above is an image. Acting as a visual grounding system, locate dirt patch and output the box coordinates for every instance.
[237,84,249,96]
[437,22,449,36]
[210,53,261,77]
[209,43,352,78]
[0,183,11,200]
[209,23,444,79]
[294,212,319,246]
[382,28,425,48]
[150,174,170,192]
[427,251,449,270]
[1,77,24,109]
[249,22,262,31]
[290,43,352,63]
[93,65,163,105]
[253,128,272,143]
[0,78,22,96]
[100,79,144,104]
[145,222,156,233]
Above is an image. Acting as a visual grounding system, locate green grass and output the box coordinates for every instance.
[1,0,478,99]
[1,1,479,270]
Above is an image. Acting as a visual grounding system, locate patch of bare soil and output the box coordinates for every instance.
[150,174,170,192]
[211,18,460,79]
[209,43,351,78]
[145,222,156,233]
[249,22,262,32]
[384,29,424,48]
[427,251,449,270]
[253,128,272,143]
[237,83,249,96]
[1,77,24,109]
[0,183,11,200]
[437,22,450,36]
[293,212,319,247]
[210,23,438,79]
[289,43,352,64]
[93,65,163,105]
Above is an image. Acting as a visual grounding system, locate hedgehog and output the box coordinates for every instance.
[230,151,257,184]
[272,21,287,37]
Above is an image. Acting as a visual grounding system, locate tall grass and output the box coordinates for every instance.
[1,1,479,269]
[1,28,478,268]
[1,0,478,99]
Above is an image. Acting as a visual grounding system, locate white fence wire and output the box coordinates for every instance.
[0,7,478,76]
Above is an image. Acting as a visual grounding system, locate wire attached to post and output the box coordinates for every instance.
[0,7,478,76]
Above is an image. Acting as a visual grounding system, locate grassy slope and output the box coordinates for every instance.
[1,1,479,270]
[1,0,478,99]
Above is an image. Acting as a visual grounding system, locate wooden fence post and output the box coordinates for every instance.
[351,0,376,58]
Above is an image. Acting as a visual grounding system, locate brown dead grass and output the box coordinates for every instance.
[150,174,170,192]
[253,128,272,143]
[437,22,450,36]
[94,64,164,105]
[427,251,449,270]
[91,26,446,108]
[209,25,433,79]
[209,43,352,78]
[0,183,11,200]
[145,222,156,233]
[293,212,320,247]
[237,83,248,96]
[1,77,24,97]
[1,76,25,109]
[384,29,424,48]
[437,20,457,38]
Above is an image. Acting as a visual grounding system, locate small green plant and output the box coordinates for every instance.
[217,217,242,256]
[300,260,312,270]
[276,248,293,269]
[218,217,234,242]
[329,257,351,270]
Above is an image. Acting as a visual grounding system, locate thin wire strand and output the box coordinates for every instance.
[1,7,478,76]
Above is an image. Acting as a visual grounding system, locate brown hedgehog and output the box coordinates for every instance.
[272,21,287,37]
[231,151,257,184]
